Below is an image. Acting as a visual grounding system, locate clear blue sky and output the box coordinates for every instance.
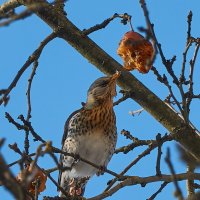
[1,0,200,199]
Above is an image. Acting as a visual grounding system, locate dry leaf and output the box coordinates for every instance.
[16,164,47,195]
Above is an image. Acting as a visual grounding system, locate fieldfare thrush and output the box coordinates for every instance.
[58,71,120,197]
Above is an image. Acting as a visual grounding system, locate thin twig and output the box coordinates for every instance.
[139,0,193,124]
[54,148,121,179]
[8,143,23,156]
[0,138,5,148]
[140,0,179,85]
[8,153,35,167]
[186,165,195,199]
[186,43,200,113]
[180,40,192,84]
[107,133,173,191]
[43,172,69,198]
[150,69,184,118]
[193,183,200,189]
[147,182,168,200]
[113,91,132,106]
[139,0,168,71]
[18,114,46,143]
[5,112,24,130]
[82,13,132,35]
[88,173,200,200]
[186,11,193,43]
[24,59,39,155]
[0,32,57,106]
[0,0,65,26]
[26,60,38,121]
[0,8,32,27]
[165,148,184,200]
[156,133,162,176]
[115,132,173,154]
[45,166,70,174]
[31,143,46,170]
[24,131,30,155]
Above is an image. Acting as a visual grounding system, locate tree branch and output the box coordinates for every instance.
[0,32,57,106]
[0,0,21,17]
[147,182,168,200]
[82,13,132,35]
[0,151,27,200]
[88,173,200,200]
[19,0,200,162]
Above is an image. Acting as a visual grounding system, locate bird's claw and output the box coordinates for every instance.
[69,186,82,196]
[96,165,106,176]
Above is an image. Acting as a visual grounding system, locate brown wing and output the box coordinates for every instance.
[57,107,84,190]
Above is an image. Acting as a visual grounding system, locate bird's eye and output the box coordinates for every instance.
[100,81,108,87]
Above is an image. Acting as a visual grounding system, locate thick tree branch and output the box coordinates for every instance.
[19,0,200,162]
[0,0,21,16]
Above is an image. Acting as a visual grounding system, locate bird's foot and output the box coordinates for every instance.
[69,186,83,196]
[69,178,75,186]
[96,165,106,176]
[68,177,88,196]
[69,178,82,196]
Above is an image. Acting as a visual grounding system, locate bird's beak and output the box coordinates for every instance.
[110,71,121,82]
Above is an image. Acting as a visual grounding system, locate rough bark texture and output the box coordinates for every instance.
[20,0,200,160]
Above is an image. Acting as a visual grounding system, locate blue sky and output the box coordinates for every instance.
[1,0,200,199]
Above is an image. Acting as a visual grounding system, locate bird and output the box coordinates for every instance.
[58,71,120,197]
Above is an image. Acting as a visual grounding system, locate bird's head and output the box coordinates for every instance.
[85,71,120,109]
